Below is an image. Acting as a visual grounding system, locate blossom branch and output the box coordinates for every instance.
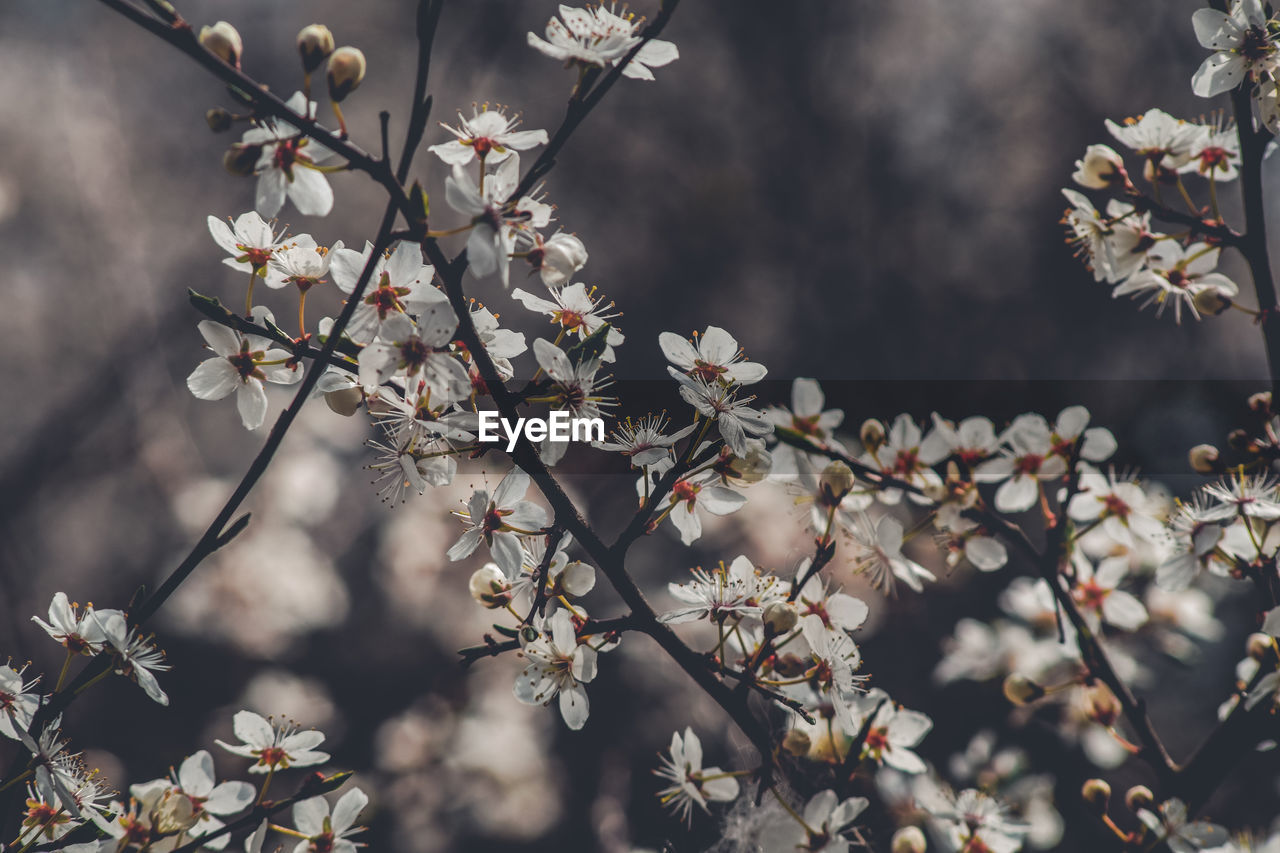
[773,425,1179,782]
[93,0,414,219]
[1208,0,1280,396]
[1126,191,1242,246]
[506,0,682,202]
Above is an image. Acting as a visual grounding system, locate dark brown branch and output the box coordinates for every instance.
[1126,191,1242,246]
[528,526,566,621]
[1209,0,1280,397]
[396,0,444,184]
[458,614,640,665]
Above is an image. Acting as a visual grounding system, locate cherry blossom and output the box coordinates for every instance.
[527,5,679,80]
[240,91,336,218]
[187,312,302,431]
[94,611,171,706]
[1191,0,1278,98]
[31,593,111,657]
[448,468,548,575]
[844,688,933,774]
[289,788,369,853]
[215,710,330,773]
[513,282,625,361]
[659,325,766,386]
[842,511,936,595]
[653,727,739,823]
[759,789,870,853]
[329,241,441,344]
[429,105,547,167]
[514,609,596,729]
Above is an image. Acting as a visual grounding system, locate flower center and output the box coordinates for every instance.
[672,479,699,505]
[690,360,725,382]
[257,746,288,769]
[1101,493,1130,519]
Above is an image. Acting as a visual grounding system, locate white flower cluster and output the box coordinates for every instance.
[21,0,1280,850]
[4,594,367,852]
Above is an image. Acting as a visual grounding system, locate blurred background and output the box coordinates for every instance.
[2,0,1278,850]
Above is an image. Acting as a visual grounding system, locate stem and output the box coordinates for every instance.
[244,267,258,318]
[53,651,72,693]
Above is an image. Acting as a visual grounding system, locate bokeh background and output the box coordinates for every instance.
[2,0,1278,850]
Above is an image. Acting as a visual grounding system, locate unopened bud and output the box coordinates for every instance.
[1081,778,1111,814]
[1249,391,1273,415]
[1002,673,1045,706]
[1227,428,1251,450]
[1072,144,1126,190]
[206,107,234,133]
[297,24,336,74]
[327,46,367,102]
[1188,444,1220,475]
[1193,287,1232,317]
[820,460,856,503]
[1124,785,1155,812]
[469,564,511,608]
[860,419,886,452]
[151,789,198,835]
[1246,631,1273,661]
[921,480,949,503]
[781,728,811,757]
[730,446,772,484]
[891,826,928,853]
[773,653,808,678]
[198,21,242,67]
[223,143,262,177]
[762,601,799,635]
[1082,682,1120,727]
[324,386,363,417]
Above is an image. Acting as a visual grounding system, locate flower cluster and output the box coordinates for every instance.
[18,0,1280,850]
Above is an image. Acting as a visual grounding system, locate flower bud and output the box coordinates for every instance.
[860,419,886,453]
[820,460,856,503]
[773,653,808,678]
[469,564,511,608]
[327,47,367,102]
[1246,631,1273,661]
[1002,673,1044,706]
[297,24,336,74]
[1082,682,1120,727]
[198,21,243,67]
[535,233,589,287]
[1072,144,1126,190]
[324,386,363,417]
[223,142,262,177]
[1193,287,1232,317]
[1124,785,1155,812]
[891,826,928,853]
[762,601,799,635]
[729,445,772,484]
[1227,428,1251,451]
[921,480,949,503]
[1081,778,1111,814]
[1188,443,1220,474]
[781,728,811,757]
[146,788,198,835]
[1249,391,1273,415]
[206,107,234,133]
